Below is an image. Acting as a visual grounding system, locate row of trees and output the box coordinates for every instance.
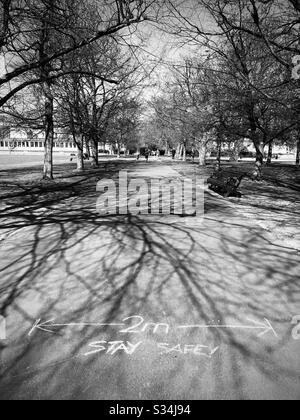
[1,1,299,179]
[0,0,161,178]
[144,0,300,177]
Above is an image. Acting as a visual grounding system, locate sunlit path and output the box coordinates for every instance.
[0,160,299,400]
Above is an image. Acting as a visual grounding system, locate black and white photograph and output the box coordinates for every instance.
[0,0,299,403]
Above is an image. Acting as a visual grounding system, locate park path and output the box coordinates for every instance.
[0,160,299,400]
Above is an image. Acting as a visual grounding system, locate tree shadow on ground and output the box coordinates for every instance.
[0,163,299,400]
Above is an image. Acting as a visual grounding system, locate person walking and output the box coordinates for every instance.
[145,149,149,163]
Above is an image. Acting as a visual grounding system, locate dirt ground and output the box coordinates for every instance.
[0,159,299,400]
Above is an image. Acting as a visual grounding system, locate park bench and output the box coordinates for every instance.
[207,171,246,198]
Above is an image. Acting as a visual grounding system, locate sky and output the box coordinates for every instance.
[0,1,213,105]
[127,1,216,101]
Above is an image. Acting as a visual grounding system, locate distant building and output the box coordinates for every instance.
[0,126,77,154]
[0,121,139,157]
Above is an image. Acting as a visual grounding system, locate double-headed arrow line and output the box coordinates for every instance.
[28,317,278,338]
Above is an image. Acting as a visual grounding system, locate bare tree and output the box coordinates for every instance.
[55,37,144,170]
[164,0,299,177]
[1,0,163,178]
[0,0,158,107]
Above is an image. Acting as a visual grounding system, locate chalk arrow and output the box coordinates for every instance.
[177,318,278,338]
[246,318,278,338]
[28,319,125,336]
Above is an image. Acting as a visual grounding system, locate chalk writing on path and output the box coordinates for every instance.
[28,315,278,339]
[84,341,144,357]
[83,340,220,359]
[157,343,219,358]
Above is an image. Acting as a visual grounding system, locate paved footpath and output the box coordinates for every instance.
[0,161,299,400]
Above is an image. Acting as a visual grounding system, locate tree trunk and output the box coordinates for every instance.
[72,131,84,171]
[165,143,170,156]
[296,138,300,166]
[249,120,264,180]
[179,145,182,160]
[198,142,206,166]
[175,143,181,160]
[40,2,55,180]
[231,147,240,162]
[228,143,236,162]
[43,80,54,180]
[267,141,273,165]
[253,142,264,180]
[86,142,91,158]
[182,143,187,161]
[248,108,264,179]
[216,137,222,170]
[77,145,84,171]
[91,139,98,167]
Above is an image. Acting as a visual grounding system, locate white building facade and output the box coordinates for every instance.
[0,126,77,154]
[0,126,127,156]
